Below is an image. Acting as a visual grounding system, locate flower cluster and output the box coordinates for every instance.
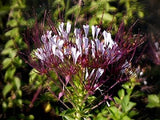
[23,21,143,110]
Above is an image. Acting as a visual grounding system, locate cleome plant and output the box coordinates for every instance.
[21,19,144,119]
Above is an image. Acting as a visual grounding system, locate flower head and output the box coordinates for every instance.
[22,21,144,110]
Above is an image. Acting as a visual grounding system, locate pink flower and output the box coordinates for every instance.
[22,21,144,109]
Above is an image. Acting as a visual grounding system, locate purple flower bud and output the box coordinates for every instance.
[65,74,71,85]
[58,91,64,100]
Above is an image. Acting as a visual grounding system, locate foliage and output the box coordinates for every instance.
[146,94,160,108]
[94,75,139,120]
[52,0,144,31]
[1,0,26,112]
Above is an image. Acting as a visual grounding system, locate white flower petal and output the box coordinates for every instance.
[35,48,45,60]
[89,69,95,79]
[76,37,82,56]
[46,31,52,39]
[99,43,105,55]
[55,49,64,62]
[91,40,95,58]
[57,40,64,49]
[103,31,115,49]
[76,37,81,49]
[96,68,104,80]
[83,24,89,37]
[59,22,64,33]
[85,68,89,80]
[155,42,159,50]
[66,22,71,34]
[83,37,89,55]
[41,35,47,43]
[71,47,80,64]
[92,25,96,39]
[50,35,57,44]
[74,28,80,38]
[52,44,56,55]
[96,28,101,38]
[83,37,88,48]
[92,26,100,39]
[95,38,100,51]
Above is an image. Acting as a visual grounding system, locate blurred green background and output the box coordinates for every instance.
[0,0,160,119]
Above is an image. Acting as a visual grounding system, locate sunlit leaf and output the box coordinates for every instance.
[14,77,21,89]
[2,58,12,69]
[3,83,13,97]
[5,28,19,37]
[146,94,160,108]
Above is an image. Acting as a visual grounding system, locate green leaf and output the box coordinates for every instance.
[7,19,18,27]
[97,13,113,22]
[122,95,129,112]
[125,102,136,112]
[13,57,23,67]
[0,6,10,16]
[1,48,13,55]
[109,106,122,119]
[109,6,117,12]
[2,58,12,69]
[138,11,144,18]
[5,40,14,48]
[122,82,130,90]
[146,94,160,108]
[3,83,13,97]
[95,113,108,120]
[87,96,96,103]
[14,77,21,89]
[119,0,126,4]
[2,101,8,111]
[4,67,16,81]
[122,115,131,120]
[19,18,26,26]
[60,109,75,120]
[128,110,139,118]
[118,89,125,100]
[5,28,19,38]
[113,96,121,104]
[66,5,80,16]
